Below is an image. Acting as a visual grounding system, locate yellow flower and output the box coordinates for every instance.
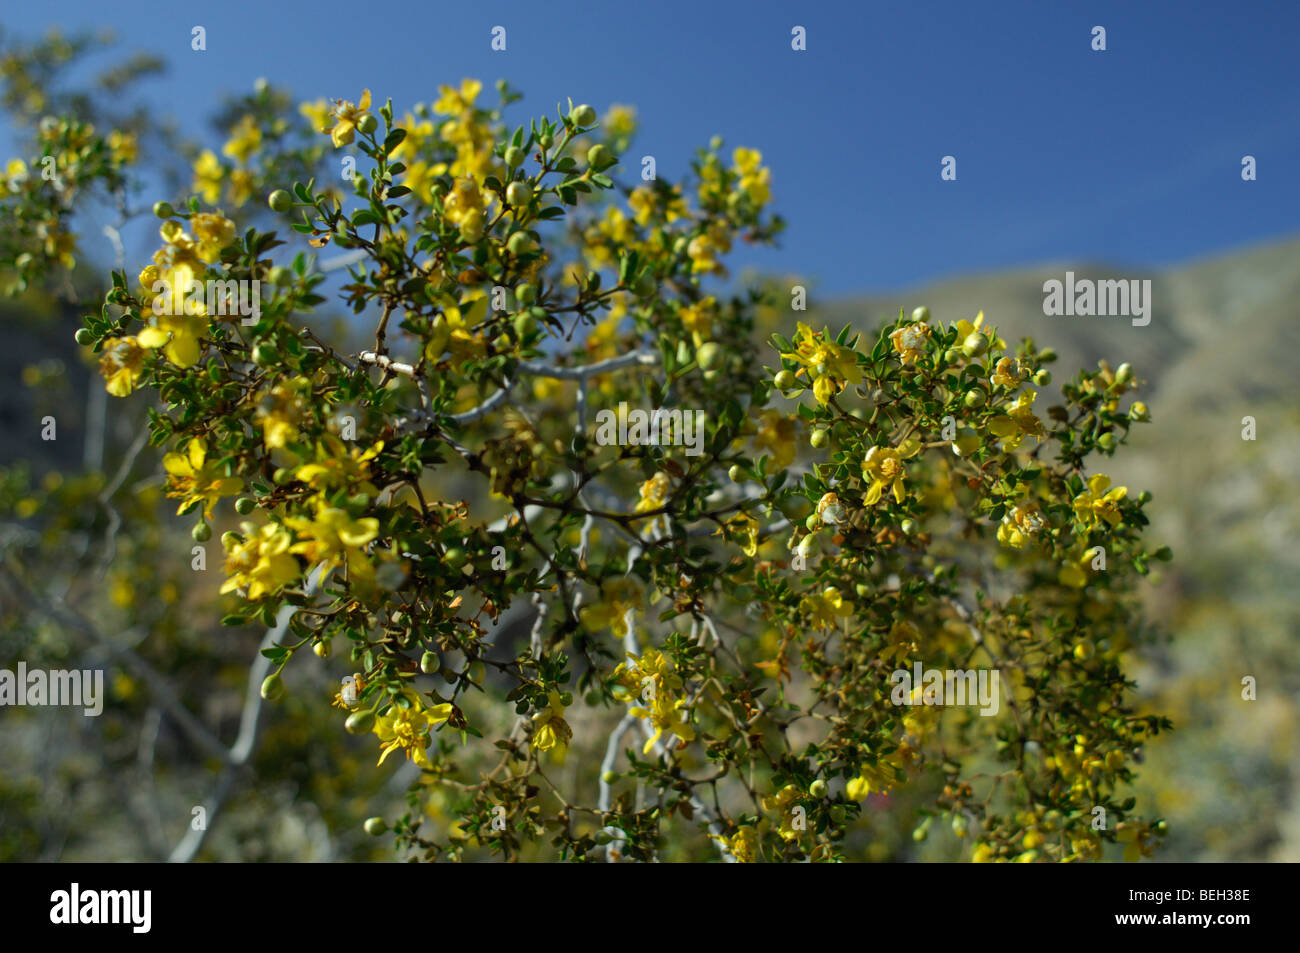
[107,130,138,165]
[222,115,261,165]
[332,673,365,710]
[880,619,920,664]
[611,647,683,702]
[678,295,716,346]
[845,746,912,801]
[603,104,637,140]
[374,693,455,768]
[162,438,242,518]
[255,377,311,450]
[580,577,645,638]
[228,168,255,207]
[1072,474,1127,528]
[328,89,371,148]
[761,784,805,841]
[780,322,862,406]
[635,471,672,513]
[192,149,223,205]
[800,586,854,629]
[443,175,487,241]
[990,356,1026,390]
[98,336,147,397]
[629,691,695,754]
[137,302,207,368]
[728,825,759,863]
[433,78,482,115]
[190,212,236,263]
[997,498,1046,548]
[531,690,573,752]
[753,408,796,469]
[889,320,932,365]
[295,437,383,494]
[299,99,332,132]
[284,497,380,572]
[987,390,1045,450]
[727,512,760,557]
[731,147,772,205]
[861,437,922,505]
[220,520,300,599]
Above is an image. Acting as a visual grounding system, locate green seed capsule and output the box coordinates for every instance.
[810,429,829,449]
[235,497,255,515]
[152,200,175,219]
[809,779,828,798]
[363,816,387,836]
[356,114,379,135]
[515,283,536,305]
[192,521,212,543]
[345,709,374,734]
[420,650,439,675]
[74,327,94,346]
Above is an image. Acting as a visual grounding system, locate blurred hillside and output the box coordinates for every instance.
[816,235,1300,861]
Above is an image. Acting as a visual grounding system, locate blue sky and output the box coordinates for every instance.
[3,0,1298,296]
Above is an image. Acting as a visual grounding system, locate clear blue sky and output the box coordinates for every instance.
[4,0,1298,295]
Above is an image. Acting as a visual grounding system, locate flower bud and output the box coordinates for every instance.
[774,369,797,391]
[1115,362,1134,385]
[267,189,292,213]
[911,306,930,323]
[152,200,175,219]
[192,521,212,543]
[269,265,293,287]
[260,673,285,701]
[961,332,989,357]
[74,327,94,346]
[696,342,722,370]
[363,816,388,836]
[507,231,533,256]
[964,389,986,409]
[515,283,537,305]
[587,143,610,168]
[1033,369,1052,386]
[504,145,525,167]
[420,650,439,675]
[1097,433,1117,451]
[356,114,379,135]
[728,464,745,483]
[505,181,531,207]
[600,770,618,785]
[809,429,829,449]
[220,530,243,550]
[809,779,828,798]
[1129,401,1149,422]
[571,104,597,127]
[943,348,961,365]
[313,640,330,658]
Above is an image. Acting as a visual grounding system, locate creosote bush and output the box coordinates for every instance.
[3,47,1170,861]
